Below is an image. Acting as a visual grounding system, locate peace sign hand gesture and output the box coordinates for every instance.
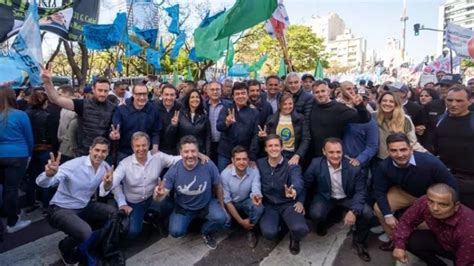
[154,178,167,200]
[225,108,236,126]
[40,63,54,85]
[257,125,267,138]
[171,110,180,126]
[102,165,114,191]
[45,152,61,177]
[109,124,120,140]
[284,184,297,200]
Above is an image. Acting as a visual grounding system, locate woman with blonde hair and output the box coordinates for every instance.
[374,91,426,160]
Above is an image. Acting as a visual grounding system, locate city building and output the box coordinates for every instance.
[437,0,474,54]
[326,29,367,72]
[307,13,345,42]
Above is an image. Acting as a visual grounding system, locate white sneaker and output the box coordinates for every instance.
[378,233,390,243]
[370,225,384,234]
[6,219,31,233]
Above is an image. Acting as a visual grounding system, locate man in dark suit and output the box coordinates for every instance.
[302,138,373,262]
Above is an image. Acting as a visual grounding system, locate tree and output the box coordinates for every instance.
[235,24,327,75]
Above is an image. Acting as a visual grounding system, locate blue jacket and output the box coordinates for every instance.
[0,109,33,157]
[112,98,162,155]
[217,103,259,160]
[257,157,303,207]
[343,118,379,167]
[303,157,367,215]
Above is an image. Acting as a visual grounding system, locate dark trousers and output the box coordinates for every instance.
[310,197,373,244]
[406,230,455,266]
[260,203,309,242]
[46,201,117,254]
[210,142,219,166]
[455,174,474,210]
[25,150,54,207]
[0,157,28,226]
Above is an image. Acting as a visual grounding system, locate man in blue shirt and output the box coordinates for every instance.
[221,146,264,248]
[154,135,227,249]
[36,137,117,265]
[258,134,309,255]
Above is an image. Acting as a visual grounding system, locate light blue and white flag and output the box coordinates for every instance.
[10,0,43,87]
[170,31,186,60]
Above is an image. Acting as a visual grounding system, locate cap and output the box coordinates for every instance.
[387,82,409,93]
[437,74,462,86]
[301,73,315,81]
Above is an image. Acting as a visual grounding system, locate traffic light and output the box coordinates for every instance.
[414,23,420,36]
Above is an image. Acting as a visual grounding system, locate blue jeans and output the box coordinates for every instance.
[217,155,231,173]
[231,198,264,226]
[169,199,227,237]
[127,196,174,239]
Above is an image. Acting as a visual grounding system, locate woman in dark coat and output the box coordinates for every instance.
[170,89,211,155]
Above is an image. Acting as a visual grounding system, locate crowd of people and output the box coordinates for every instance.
[0,64,473,265]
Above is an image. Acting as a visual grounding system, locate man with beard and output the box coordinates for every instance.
[153,135,227,249]
[41,64,116,156]
[155,84,182,155]
[248,79,273,127]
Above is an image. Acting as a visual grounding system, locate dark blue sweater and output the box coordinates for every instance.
[112,98,162,155]
[343,118,379,167]
[217,103,259,160]
[373,151,459,216]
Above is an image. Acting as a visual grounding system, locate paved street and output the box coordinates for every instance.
[0,207,430,266]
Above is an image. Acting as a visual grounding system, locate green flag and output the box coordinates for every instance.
[226,40,235,68]
[194,11,229,61]
[314,59,324,79]
[172,71,179,87]
[216,0,278,40]
[278,57,287,78]
[248,54,268,72]
[186,65,194,81]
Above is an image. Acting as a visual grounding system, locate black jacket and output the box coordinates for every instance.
[265,111,310,158]
[155,100,182,155]
[291,87,313,121]
[217,103,259,160]
[170,110,211,155]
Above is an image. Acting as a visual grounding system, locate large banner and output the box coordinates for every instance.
[445,23,474,58]
[0,0,99,43]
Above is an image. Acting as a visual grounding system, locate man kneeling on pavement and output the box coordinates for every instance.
[303,137,374,262]
[393,183,474,266]
[36,137,118,265]
[154,135,228,249]
[221,145,264,248]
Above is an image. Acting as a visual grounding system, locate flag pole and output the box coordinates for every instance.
[277,34,293,72]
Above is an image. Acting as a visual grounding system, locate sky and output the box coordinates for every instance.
[46,0,443,63]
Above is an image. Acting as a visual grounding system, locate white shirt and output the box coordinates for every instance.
[99,151,181,206]
[36,156,110,209]
[328,162,346,199]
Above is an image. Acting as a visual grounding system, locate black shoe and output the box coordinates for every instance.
[203,233,217,249]
[247,230,258,248]
[158,216,169,238]
[379,240,394,252]
[58,239,79,265]
[289,236,300,255]
[315,222,327,236]
[352,241,371,262]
